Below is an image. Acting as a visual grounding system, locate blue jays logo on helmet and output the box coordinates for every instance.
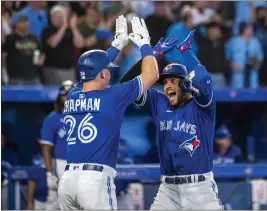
[179,136,200,156]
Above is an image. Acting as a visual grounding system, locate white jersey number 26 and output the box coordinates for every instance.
[63,113,98,145]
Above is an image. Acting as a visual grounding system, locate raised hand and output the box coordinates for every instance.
[128,17,150,47]
[153,37,178,58]
[111,15,129,50]
[176,29,196,52]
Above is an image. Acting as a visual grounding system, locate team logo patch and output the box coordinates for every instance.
[179,136,200,156]
[164,65,172,73]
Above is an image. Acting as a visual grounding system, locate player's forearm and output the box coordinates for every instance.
[106,45,120,62]
[139,45,159,93]
[41,145,53,172]
[27,180,35,206]
[179,48,201,73]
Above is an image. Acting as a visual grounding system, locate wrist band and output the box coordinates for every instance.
[140,44,154,58]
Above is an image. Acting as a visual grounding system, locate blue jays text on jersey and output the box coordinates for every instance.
[135,65,215,176]
[40,111,67,160]
[63,77,142,169]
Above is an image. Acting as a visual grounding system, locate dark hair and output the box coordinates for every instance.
[238,21,250,35]
[206,21,221,29]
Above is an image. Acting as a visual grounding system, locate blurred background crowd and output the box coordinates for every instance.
[1,1,267,88]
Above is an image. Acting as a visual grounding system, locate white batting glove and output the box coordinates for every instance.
[128,17,151,48]
[111,15,129,50]
[46,172,58,191]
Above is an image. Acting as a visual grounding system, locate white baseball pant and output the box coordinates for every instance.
[34,200,46,210]
[150,171,224,210]
[58,163,117,210]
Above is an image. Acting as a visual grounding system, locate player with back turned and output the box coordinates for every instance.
[121,30,223,209]
[57,16,159,210]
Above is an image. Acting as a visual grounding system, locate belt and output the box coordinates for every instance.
[161,175,206,185]
[65,164,104,172]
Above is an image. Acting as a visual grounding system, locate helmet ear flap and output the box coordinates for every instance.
[179,77,193,93]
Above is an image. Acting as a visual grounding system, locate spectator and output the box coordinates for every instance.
[255,7,267,86]
[197,22,227,88]
[191,1,215,27]
[27,142,49,210]
[213,125,244,165]
[225,22,263,88]
[233,2,258,35]
[129,1,154,19]
[70,1,91,23]
[41,5,83,85]
[78,7,99,53]
[165,5,198,64]
[145,2,172,46]
[2,15,45,85]
[11,2,48,40]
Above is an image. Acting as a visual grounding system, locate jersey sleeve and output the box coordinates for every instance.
[113,76,143,110]
[190,64,214,110]
[40,116,55,146]
[134,88,161,120]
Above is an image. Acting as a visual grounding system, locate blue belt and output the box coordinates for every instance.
[162,175,206,185]
[65,164,104,172]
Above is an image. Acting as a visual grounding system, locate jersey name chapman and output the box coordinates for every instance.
[64,98,100,113]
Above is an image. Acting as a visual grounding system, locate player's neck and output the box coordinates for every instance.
[82,81,104,92]
[177,93,193,108]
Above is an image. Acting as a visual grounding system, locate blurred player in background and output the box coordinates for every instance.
[1,125,19,210]
[27,140,48,210]
[213,125,243,164]
[58,15,159,209]
[122,30,223,209]
[40,80,74,209]
[115,140,135,210]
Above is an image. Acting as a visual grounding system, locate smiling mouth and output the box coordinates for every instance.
[167,91,177,101]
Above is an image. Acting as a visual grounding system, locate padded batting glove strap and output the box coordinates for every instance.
[128,17,151,48]
[111,15,129,50]
[46,172,58,191]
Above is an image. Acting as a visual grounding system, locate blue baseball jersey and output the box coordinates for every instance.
[213,145,242,165]
[136,66,215,175]
[63,77,142,168]
[40,111,66,159]
[32,153,48,202]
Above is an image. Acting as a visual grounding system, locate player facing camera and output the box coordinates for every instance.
[159,63,193,107]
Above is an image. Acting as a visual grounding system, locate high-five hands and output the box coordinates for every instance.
[128,17,151,47]
[111,15,129,50]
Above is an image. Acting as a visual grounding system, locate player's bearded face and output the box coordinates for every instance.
[163,77,183,106]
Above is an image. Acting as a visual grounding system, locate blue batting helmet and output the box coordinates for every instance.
[160,63,192,93]
[77,50,118,81]
[215,125,232,140]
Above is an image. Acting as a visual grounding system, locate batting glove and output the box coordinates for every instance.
[153,37,178,59]
[111,15,129,50]
[46,172,58,191]
[128,17,151,48]
[176,29,196,52]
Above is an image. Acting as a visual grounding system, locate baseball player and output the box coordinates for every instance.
[27,150,48,210]
[57,16,159,209]
[121,30,223,209]
[40,80,75,209]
